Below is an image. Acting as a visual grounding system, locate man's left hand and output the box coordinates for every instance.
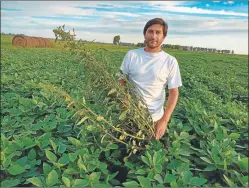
[155,118,168,140]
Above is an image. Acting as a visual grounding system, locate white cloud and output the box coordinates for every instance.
[149,5,247,17]
[1,1,248,54]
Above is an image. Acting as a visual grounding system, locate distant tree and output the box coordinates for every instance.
[175,45,180,50]
[113,35,120,45]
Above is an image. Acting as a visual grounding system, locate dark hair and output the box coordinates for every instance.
[143,18,168,37]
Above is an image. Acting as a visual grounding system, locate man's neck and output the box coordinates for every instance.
[144,46,162,53]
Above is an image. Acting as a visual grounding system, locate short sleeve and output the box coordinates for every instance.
[167,58,182,89]
[120,51,131,76]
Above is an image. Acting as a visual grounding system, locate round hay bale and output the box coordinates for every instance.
[12,35,27,47]
[36,37,46,47]
[30,37,39,47]
[23,36,32,47]
[43,38,52,47]
[29,37,36,47]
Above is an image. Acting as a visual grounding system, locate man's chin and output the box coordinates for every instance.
[147,44,159,49]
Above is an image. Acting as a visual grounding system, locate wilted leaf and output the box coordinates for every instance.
[76,116,89,125]
[119,110,128,120]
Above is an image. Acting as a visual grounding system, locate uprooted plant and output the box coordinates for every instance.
[50,25,155,155]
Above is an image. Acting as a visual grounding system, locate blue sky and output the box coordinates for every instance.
[1,1,248,54]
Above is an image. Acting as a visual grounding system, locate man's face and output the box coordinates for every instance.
[144,24,165,49]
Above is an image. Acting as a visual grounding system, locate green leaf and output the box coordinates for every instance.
[22,137,36,149]
[164,174,177,183]
[141,156,150,166]
[45,150,57,162]
[107,143,118,150]
[178,149,191,156]
[170,180,178,188]
[1,179,20,187]
[8,164,25,175]
[200,157,213,164]
[43,162,52,175]
[153,151,161,166]
[122,181,139,187]
[73,179,89,187]
[27,149,36,160]
[224,158,227,170]
[15,156,27,166]
[154,174,163,184]
[69,153,77,162]
[190,177,207,186]
[229,133,240,139]
[119,110,128,120]
[167,160,182,169]
[203,165,217,171]
[137,176,151,187]
[125,161,134,169]
[182,170,193,185]
[58,153,70,165]
[135,169,147,175]
[62,176,71,187]
[223,175,237,187]
[1,133,9,147]
[77,157,87,171]
[27,177,43,187]
[50,139,57,152]
[90,172,101,184]
[58,143,67,153]
[68,137,81,147]
[46,170,58,186]
[238,157,248,172]
[155,164,162,173]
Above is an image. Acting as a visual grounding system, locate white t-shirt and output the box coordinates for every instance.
[120,48,182,122]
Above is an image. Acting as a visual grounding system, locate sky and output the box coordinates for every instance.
[1,1,248,54]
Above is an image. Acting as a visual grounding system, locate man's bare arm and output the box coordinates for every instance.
[155,87,179,139]
[161,87,179,124]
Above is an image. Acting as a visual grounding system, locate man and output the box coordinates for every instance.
[119,18,182,140]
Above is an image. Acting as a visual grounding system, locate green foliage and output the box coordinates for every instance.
[113,35,120,45]
[0,26,248,187]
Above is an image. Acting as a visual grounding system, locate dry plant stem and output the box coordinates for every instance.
[80,102,147,141]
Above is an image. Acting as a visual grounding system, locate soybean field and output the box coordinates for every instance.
[1,34,248,187]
